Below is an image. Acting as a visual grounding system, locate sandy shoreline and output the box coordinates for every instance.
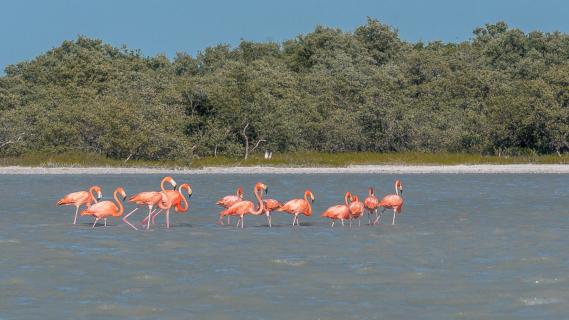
[0,164,568,174]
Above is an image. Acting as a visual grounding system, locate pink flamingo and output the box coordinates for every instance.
[375,180,404,225]
[364,187,380,225]
[321,192,352,227]
[348,194,365,227]
[216,186,244,225]
[277,190,315,226]
[147,183,193,228]
[262,198,282,227]
[219,182,267,228]
[123,176,176,230]
[57,186,102,224]
[80,187,126,228]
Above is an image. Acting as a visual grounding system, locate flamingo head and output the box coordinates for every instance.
[180,183,193,199]
[305,189,315,203]
[237,186,244,199]
[344,191,352,203]
[163,176,177,190]
[368,187,374,196]
[351,194,360,202]
[395,180,403,195]
[255,182,268,195]
[92,186,103,200]
[116,187,127,200]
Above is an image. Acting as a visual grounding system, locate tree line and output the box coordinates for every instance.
[1,19,568,161]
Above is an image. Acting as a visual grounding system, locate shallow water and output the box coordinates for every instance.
[0,173,568,319]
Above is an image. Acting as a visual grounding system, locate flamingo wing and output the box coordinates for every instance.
[379,195,404,212]
[364,196,379,210]
[57,191,89,206]
[264,199,282,211]
[216,195,241,208]
[278,199,305,214]
[80,201,118,217]
[321,205,349,219]
[221,200,253,217]
[128,191,162,205]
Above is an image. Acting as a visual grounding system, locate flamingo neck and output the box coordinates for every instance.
[395,183,399,196]
[368,188,374,196]
[160,179,167,192]
[344,193,351,206]
[304,192,312,215]
[177,187,189,212]
[89,186,98,203]
[113,190,124,216]
[251,187,265,215]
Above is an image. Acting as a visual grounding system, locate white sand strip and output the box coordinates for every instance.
[0,164,568,174]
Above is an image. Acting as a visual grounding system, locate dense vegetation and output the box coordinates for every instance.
[1,19,568,164]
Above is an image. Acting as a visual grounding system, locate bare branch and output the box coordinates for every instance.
[250,139,266,153]
[0,133,25,149]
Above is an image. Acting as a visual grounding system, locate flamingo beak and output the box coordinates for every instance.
[400,189,404,195]
[97,192,102,200]
[265,187,269,195]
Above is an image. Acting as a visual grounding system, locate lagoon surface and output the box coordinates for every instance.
[0,173,568,319]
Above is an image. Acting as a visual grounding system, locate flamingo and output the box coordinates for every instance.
[348,194,365,227]
[374,180,404,225]
[148,183,193,228]
[80,187,126,228]
[321,192,352,227]
[277,189,315,226]
[364,187,380,225]
[123,176,176,230]
[57,185,102,224]
[219,182,267,228]
[216,186,244,225]
[262,198,282,227]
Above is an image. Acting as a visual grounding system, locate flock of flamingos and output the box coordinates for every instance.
[56,176,405,229]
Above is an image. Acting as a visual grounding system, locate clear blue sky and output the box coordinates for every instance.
[1,0,568,71]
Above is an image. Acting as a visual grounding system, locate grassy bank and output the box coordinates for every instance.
[1,152,569,169]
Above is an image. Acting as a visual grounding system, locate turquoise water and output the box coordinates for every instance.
[0,173,568,319]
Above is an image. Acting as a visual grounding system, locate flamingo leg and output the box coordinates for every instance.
[146,206,153,230]
[141,209,157,225]
[358,218,361,227]
[367,211,372,225]
[104,218,107,227]
[92,218,99,228]
[227,215,231,225]
[341,219,345,226]
[241,215,244,229]
[151,209,163,225]
[373,209,384,225]
[166,209,170,229]
[122,208,139,230]
[235,217,241,228]
[73,206,79,225]
[266,213,272,228]
[392,210,396,225]
[331,221,335,227]
[292,215,296,226]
